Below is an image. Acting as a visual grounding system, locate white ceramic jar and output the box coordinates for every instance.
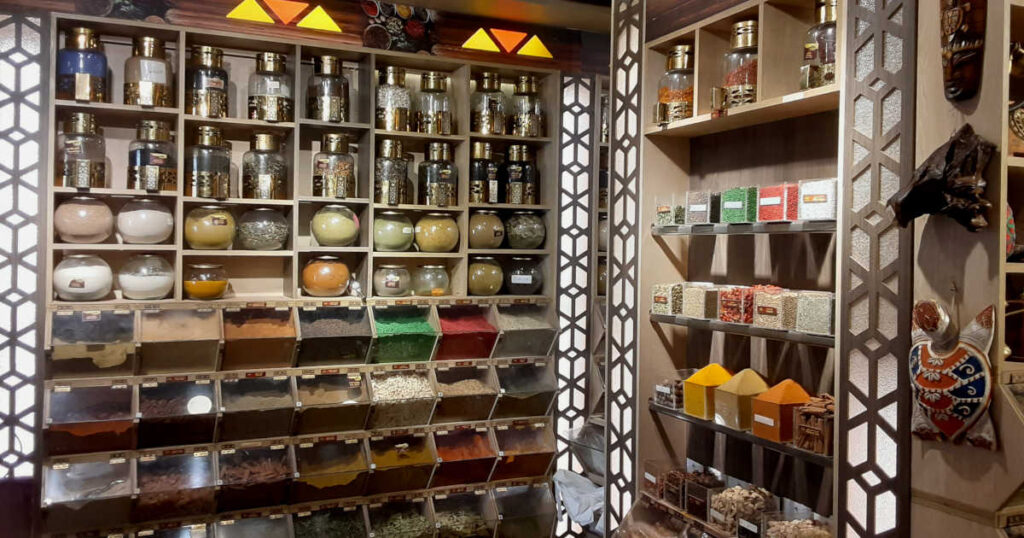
[117,198,174,244]
[53,254,113,301]
[118,254,174,300]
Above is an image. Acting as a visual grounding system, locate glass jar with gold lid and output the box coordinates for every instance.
[313,133,356,198]
[374,138,408,205]
[471,72,507,135]
[722,20,758,108]
[242,133,287,199]
[416,71,453,135]
[468,257,503,296]
[376,66,410,131]
[418,142,457,207]
[307,55,350,123]
[186,45,228,118]
[129,120,177,191]
[56,27,106,102]
[657,44,694,123]
[186,125,230,198]
[511,75,544,137]
[248,52,293,122]
[58,112,105,188]
[124,36,174,108]
[800,0,838,90]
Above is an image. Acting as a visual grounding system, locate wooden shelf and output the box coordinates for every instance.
[54,100,179,127]
[295,196,372,205]
[53,186,178,198]
[297,246,370,253]
[373,129,469,142]
[373,204,466,212]
[297,118,373,132]
[181,250,294,257]
[469,132,554,144]
[372,251,463,258]
[467,249,551,255]
[367,295,550,306]
[649,401,833,467]
[1009,156,1024,169]
[182,115,296,137]
[53,243,177,251]
[467,203,552,211]
[1007,263,1024,274]
[652,220,837,236]
[181,197,295,206]
[645,85,840,139]
[649,312,835,347]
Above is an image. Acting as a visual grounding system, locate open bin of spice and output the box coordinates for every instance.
[42,453,134,533]
[683,363,732,420]
[292,503,368,538]
[49,309,136,378]
[762,509,833,538]
[684,469,724,521]
[216,439,294,512]
[797,178,838,221]
[222,307,298,370]
[369,305,440,364]
[138,375,216,448]
[431,425,498,487]
[367,430,437,495]
[136,521,213,537]
[714,368,769,431]
[433,363,499,423]
[138,308,221,374]
[133,446,217,522]
[294,369,370,434]
[217,371,296,441]
[368,496,436,538]
[682,283,720,319]
[44,379,136,456]
[615,494,690,537]
[291,434,370,502]
[757,184,799,222]
[684,191,720,225]
[432,490,498,537]
[720,186,759,224]
[493,483,558,538]
[752,379,812,443]
[753,289,799,330]
[216,512,292,538]
[297,306,373,366]
[718,286,756,324]
[435,305,499,361]
[491,304,557,359]
[708,484,777,537]
[491,420,556,481]
[368,366,438,429]
[492,359,556,419]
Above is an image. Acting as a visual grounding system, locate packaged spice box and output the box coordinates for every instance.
[796,291,834,335]
[368,498,435,538]
[134,449,217,522]
[685,191,720,225]
[369,305,440,363]
[217,375,295,441]
[720,186,759,223]
[683,364,732,420]
[42,455,133,533]
[492,304,557,358]
[491,422,556,481]
[291,436,370,502]
[216,514,291,538]
[292,506,367,538]
[222,308,297,370]
[294,372,370,434]
[752,379,811,443]
[682,284,719,319]
[757,184,799,222]
[795,394,835,455]
[492,361,557,419]
[708,485,776,536]
[433,490,498,538]
[433,364,499,423]
[798,178,838,221]
[49,310,135,378]
[753,289,799,330]
[297,307,373,366]
[138,377,216,448]
[216,442,293,512]
[493,484,558,538]
[654,378,685,409]
[367,369,437,429]
[138,309,221,374]
[431,426,498,487]
[367,432,436,494]
[714,368,769,431]
[654,195,674,226]
[45,382,135,456]
[435,305,499,360]
[651,284,673,315]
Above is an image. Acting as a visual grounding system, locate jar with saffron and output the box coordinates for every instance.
[374,138,407,205]
[248,52,293,122]
[722,20,758,108]
[471,72,507,135]
[511,75,544,137]
[413,265,450,296]
[312,133,356,198]
[469,141,499,204]
[376,66,410,131]
[56,27,106,102]
[307,55,349,123]
[186,125,230,198]
[242,133,287,200]
[129,120,177,192]
[503,145,538,205]
[58,112,105,188]
[416,71,453,135]
[418,142,457,207]
[186,46,228,118]
[124,36,174,108]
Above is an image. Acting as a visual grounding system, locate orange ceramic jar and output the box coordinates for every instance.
[302,256,350,297]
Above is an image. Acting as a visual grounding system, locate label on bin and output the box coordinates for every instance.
[723,201,744,209]
[754,414,775,427]
[689,204,707,212]
[760,196,781,206]
[710,508,724,521]
[803,194,828,204]
[644,472,657,484]
[740,519,759,532]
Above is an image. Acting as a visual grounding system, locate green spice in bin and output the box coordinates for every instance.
[720,186,758,223]
[371,307,438,363]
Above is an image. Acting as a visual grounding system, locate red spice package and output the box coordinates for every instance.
[757,184,799,222]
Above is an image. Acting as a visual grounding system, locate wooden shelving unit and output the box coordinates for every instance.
[649,313,835,347]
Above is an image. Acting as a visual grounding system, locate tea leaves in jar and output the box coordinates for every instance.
[237,208,289,250]
[505,211,545,249]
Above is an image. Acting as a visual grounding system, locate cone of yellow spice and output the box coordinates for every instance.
[683,363,732,420]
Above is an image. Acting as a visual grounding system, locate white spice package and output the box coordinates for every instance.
[651,284,673,315]
[795,291,834,335]
[682,284,719,319]
[753,290,799,330]
[798,178,838,221]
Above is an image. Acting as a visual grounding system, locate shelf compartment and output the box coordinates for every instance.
[217,374,296,442]
[297,306,373,366]
[138,308,222,374]
[367,431,437,495]
[215,514,291,538]
[367,367,438,429]
[432,490,499,537]
[435,304,499,360]
[294,371,370,434]
[493,483,558,538]
[431,426,498,487]
[433,363,499,424]
[367,496,436,538]
[492,360,556,419]
[216,440,294,512]
[42,453,133,533]
[651,220,836,235]
[44,381,136,456]
[133,447,217,522]
[368,305,441,364]
[221,307,298,370]
[291,435,370,502]
[292,505,367,538]
[137,376,217,448]
[48,309,136,378]
[649,312,835,347]
[490,421,556,481]
[490,304,557,358]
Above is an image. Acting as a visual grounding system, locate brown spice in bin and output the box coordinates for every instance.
[140,310,220,341]
[223,309,296,339]
[439,378,495,396]
[136,468,215,520]
[795,394,835,455]
[435,431,495,461]
[219,454,290,484]
[297,380,362,406]
[371,437,434,468]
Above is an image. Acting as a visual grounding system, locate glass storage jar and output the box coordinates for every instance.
[469,210,505,249]
[505,256,542,295]
[598,215,609,251]
[184,263,228,300]
[186,45,228,118]
[242,133,287,199]
[468,257,503,296]
[418,142,458,207]
[415,212,459,253]
[129,120,177,191]
[307,55,349,122]
[505,211,545,249]
[376,66,410,131]
[248,52,293,122]
[303,256,351,297]
[403,151,417,204]
[503,145,538,205]
[185,205,236,249]
[54,196,113,243]
[597,259,607,296]
[374,264,411,297]
[469,141,499,204]
[657,44,694,123]
[416,71,453,135]
[124,36,173,108]
[511,75,544,137]
[472,71,507,135]
[373,210,414,251]
[237,207,289,250]
[312,133,356,198]
[118,254,174,300]
[56,27,106,102]
[801,0,838,89]
[312,204,360,246]
[412,265,450,296]
[116,198,174,244]
[722,20,758,108]
[374,138,408,205]
[58,112,106,188]
[54,254,112,301]
[186,125,230,198]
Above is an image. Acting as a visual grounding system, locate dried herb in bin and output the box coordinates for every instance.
[294,509,366,538]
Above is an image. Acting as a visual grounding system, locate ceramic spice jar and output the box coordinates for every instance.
[185,205,236,249]
[469,210,505,248]
[54,196,113,243]
[116,198,174,244]
[302,256,351,297]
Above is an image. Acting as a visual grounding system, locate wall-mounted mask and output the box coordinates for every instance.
[941,0,986,101]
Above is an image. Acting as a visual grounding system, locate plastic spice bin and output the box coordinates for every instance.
[216,514,291,538]
[753,289,799,330]
[491,304,557,358]
[651,284,673,315]
[133,448,216,522]
[492,360,557,419]
[685,191,720,224]
[138,308,221,374]
[718,286,754,324]
[433,364,499,423]
[222,308,297,370]
[685,471,724,522]
[493,483,558,538]
[435,305,499,360]
[217,374,296,441]
[752,379,812,443]
[432,490,499,538]
[368,497,436,538]
[714,368,769,431]
[757,184,799,222]
[291,435,370,502]
[367,432,437,494]
[45,381,136,456]
[654,194,674,226]
[369,305,440,363]
[682,283,719,319]
[795,291,834,335]
[567,423,605,478]
[294,371,370,434]
[720,186,759,223]
[49,310,135,378]
[137,522,213,537]
[216,441,293,512]
[491,421,556,481]
[708,485,778,537]
[137,376,216,448]
[683,363,732,420]
[798,178,838,221]
[654,377,685,409]
[431,426,498,487]
[42,454,134,533]
[297,306,373,366]
[615,494,690,537]
[292,505,368,538]
[367,368,438,429]
[641,459,672,498]
[762,510,833,538]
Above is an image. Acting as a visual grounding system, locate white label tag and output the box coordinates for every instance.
[723,201,744,209]
[710,508,724,521]
[268,80,280,91]
[402,227,414,234]
[644,472,657,483]
[689,204,707,212]
[510,275,532,285]
[655,385,670,394]
[740,519,758,532]
[754,414,775,427]
[760,196,782,206]
[140,61,167,83]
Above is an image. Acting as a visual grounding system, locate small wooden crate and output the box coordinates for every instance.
[794,395,835,455]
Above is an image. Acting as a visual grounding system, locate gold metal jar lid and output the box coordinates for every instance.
[380,65,406,86]
[322,132,350,153]
[730,20,758,50]
[508,144,531,162]
[427,142,449,161]
[817,0,839,23]
[256,52,287,74]
[65,27,99,50]
[425,212,453,218]
[190,45,224,68]
[378,138,404,159]
[472,141,493,160]
[666,44,693,71]
[421,71,448,92]
[196,125,223,146]
[514,75,539,95]
[137,120,172,141]
[188,262,224,269]
[132,36,166,58]
[378,264,406,269]
[311,255,341,262]
[251,132,281,152]
[474,209,499,215]
[420,264,446,269]
[316,55,342,76]
[478,72,502,91]
[63,112,98,135]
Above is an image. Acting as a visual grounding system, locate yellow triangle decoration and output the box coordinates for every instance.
[296,5,342,32]
[226,0,275,23]
[517,35,553,58]
[462,28,500,53]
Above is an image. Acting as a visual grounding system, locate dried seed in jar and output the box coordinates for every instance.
[753,289,799,330]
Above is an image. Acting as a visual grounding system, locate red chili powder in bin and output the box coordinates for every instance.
[437,307,498,360]
[757,184,799,222]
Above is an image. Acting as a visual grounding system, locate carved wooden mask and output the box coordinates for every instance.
[941,0,986,101]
